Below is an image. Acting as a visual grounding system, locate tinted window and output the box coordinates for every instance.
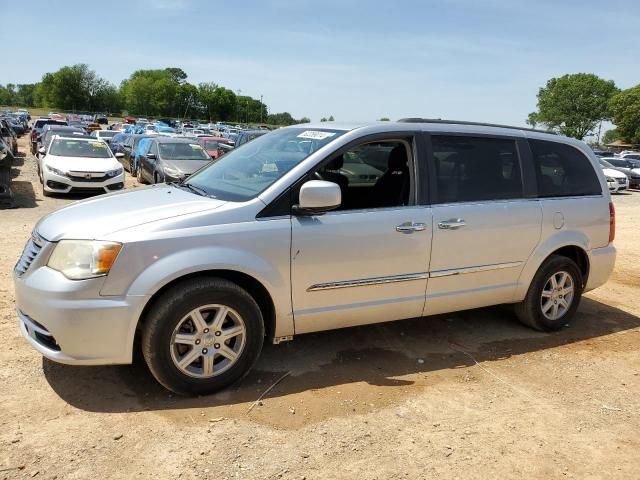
[529,139,601,197]
[432,135,523,203]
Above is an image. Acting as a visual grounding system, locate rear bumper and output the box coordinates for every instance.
[585,245,616,292]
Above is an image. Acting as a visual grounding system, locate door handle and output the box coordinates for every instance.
[396,222,426,233]
[438,218,466,230]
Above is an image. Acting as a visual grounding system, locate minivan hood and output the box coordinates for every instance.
[36,185,226,241]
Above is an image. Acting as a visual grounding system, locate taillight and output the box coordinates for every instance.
[31,130,36,141]
[609,201,615,243]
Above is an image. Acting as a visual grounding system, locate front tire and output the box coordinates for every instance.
[136,163,146,184]
[141,277,265,395]
[515,255,583,331]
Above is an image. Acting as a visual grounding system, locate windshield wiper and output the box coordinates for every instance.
[170,182,213,198]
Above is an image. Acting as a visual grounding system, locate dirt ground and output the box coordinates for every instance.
[1,133,639,480]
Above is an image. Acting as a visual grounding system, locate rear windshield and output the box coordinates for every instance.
[158,142,211,160]
[49,139,112,158]
[35,119,67,129]
[98,131,117,138]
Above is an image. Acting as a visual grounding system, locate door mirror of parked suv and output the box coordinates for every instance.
[115,153,124,158]
[293,180,341,216]
[38,147,46,155]
[147,153,156,160]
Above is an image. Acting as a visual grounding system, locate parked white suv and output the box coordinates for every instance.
[14,120,616,395]
[39,135,125,196]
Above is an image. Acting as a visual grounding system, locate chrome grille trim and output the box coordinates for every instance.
[14,233,44,277]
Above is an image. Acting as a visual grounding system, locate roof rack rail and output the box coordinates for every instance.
[397,118,557,135]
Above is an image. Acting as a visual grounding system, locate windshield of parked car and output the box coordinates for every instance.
[184,127,346,201]
[159,142,212,160]
[98,131,117,138]
[49,139,112,158]
[599,159,615,168]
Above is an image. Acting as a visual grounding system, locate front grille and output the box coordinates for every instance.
[15,234,43,276]
[67,172,108,182]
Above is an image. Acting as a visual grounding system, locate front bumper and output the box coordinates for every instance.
[43,171,125,194]
[14,264,148,365]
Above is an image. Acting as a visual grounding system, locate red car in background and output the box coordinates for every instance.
[124,116,137,125]
[197,136,233,160]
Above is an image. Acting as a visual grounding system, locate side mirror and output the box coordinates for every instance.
[115,152,124,158]
[147,153,156,160]
[293,180,341,216]
[38,147,46,155]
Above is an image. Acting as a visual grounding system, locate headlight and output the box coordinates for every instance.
[606,177,615,182]
[47,240,122,280]
[106,167,123,178]
[46,165,67,177]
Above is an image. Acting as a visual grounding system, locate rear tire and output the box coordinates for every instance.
[515,255,583,331]
[141,277,265,396]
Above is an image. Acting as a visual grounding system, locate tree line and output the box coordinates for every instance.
[527,73,640,145]
[0,64,311,126]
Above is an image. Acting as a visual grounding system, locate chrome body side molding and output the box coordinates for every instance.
[307,261,524,291]
[307,272,430,292]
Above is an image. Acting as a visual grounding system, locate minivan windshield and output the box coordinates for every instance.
[184,127,346,201]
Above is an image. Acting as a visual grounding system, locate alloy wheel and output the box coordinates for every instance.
[540,271,574,321]
[170,304,247,378]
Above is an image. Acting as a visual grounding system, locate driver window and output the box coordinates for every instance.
[314,140,414,210]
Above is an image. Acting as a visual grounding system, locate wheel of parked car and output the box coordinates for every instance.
[136,163,146,184]
[141,277,265,396]
[129,158,135,176]
[515,255,583,331]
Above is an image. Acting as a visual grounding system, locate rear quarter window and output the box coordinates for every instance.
[529,139,601,198]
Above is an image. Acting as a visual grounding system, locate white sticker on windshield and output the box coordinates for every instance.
[297,131,336,140]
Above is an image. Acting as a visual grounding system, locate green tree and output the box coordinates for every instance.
[15,84,37,107]
[328,115,334,121]
[529,73,618,139]
[320,117,327,122]
[609,85,640,144]
[299,117,311,123]
[378,117,390,121]
[601,128,619,145]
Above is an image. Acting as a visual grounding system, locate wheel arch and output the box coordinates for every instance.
[515,234,591,302]
[136,269,277,344]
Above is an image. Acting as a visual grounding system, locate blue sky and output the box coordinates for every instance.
[1,0,639,127]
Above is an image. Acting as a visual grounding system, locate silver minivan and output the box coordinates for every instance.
[14,120,616,395]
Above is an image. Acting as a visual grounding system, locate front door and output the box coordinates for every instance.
[291,137,432,334]
[425,134,542,315]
